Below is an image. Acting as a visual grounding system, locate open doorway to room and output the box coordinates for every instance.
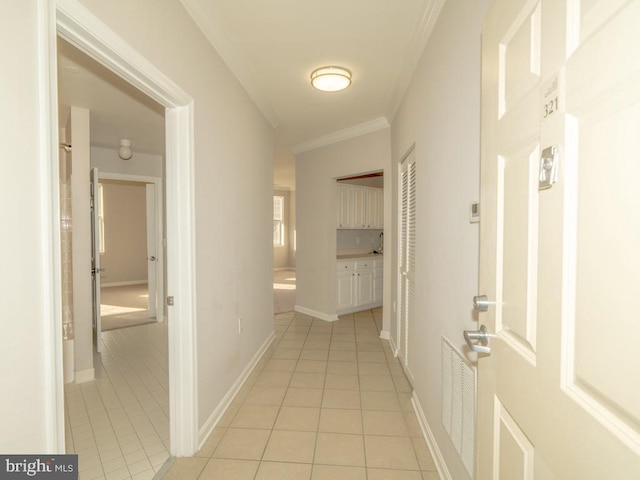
[335,171,384,325]
[57,36,172,477]
[273,190,297,314]
[98,178,163,332]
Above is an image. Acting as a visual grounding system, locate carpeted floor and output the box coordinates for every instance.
[273,269,296,314]
[100,283,156,331]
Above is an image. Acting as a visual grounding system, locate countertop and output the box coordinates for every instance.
[337,252,383,260]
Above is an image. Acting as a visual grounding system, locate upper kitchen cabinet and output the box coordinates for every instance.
[337,183,352,228]
[336,183,383,229]
[365,187,383,229]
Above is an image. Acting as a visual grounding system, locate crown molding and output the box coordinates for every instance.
[385,0,446,123]
[291,117,390,154]
[178,0,280,128]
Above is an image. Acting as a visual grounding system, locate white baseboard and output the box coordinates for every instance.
[198,331,276,448]
[379,330,390,340]
[388,335,399,357]
[273,267,295,272]
[412,391,452,480]
[74,367,95,384]
[294,305,338,322]
[101,280,147,287]
[336,301,383,316]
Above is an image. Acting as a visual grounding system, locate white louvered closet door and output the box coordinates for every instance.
[398,148,416,384]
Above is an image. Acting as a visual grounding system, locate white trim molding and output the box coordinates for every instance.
[73,367,95,384]
[178,0,279,128]
[412,391,452,480]
[388,335,399,357]
[385,0,446,122]
[198,332,276,447]
[294,305,339,322]
[291,117,390,154]
[39,0,65,453]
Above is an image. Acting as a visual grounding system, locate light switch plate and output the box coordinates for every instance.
[470,202,480,223]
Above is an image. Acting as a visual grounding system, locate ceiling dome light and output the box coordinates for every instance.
[310,66,352,92]
[118,139,133,160]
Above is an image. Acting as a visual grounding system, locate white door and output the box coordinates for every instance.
[146,184,157,318]
[474,0,640,478]
[398,148,416,383]
[90,167,103,354]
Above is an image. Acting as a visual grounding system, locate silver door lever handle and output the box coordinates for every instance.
[464,325,493,354]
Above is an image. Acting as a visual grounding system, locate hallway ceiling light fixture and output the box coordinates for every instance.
[310,66,352,92]
[118,138,133,160]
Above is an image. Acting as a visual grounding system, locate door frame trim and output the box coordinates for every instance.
[45,0,198,455]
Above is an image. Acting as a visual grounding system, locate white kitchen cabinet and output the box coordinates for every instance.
[365,187,383,229]
[336,256,382,314]
[337,183,352,228]
[336,270,355,311]
[337,184,382,229]
[351,186,366,228]
[355,269,374,304]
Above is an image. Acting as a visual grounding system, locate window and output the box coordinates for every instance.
[273,195,285,246]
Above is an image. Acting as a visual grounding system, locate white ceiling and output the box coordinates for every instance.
[57,0,441,188]
[57,38,165,156]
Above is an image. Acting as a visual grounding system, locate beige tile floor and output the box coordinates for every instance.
[64,322,170,480]
[163,309,440,480]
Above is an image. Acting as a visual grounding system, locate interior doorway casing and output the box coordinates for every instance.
[45,0,198,456]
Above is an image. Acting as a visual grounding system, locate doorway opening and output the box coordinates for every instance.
[98,176,164,332]
[52,1,198,458]
[58,39,172,474]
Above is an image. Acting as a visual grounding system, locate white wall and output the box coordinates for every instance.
[0,1,58,452]
[100,182,148,285]
[296,128,391,325]
[389,0,492,478]
[76,0,274,434]
[337,229,383,255]
[0,0,273,452]
[91,146,163,177]
[70,106,94,381]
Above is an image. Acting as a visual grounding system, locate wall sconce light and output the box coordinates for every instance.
[310,66,352,92]
[118,139,133,160]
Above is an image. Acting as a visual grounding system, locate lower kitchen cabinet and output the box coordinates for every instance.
[336,257,382,314]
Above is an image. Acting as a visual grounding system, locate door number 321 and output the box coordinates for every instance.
[543,96,558,119]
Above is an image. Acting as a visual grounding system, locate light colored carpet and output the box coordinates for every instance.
[100,284,156,331]
[274,269,296,314]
